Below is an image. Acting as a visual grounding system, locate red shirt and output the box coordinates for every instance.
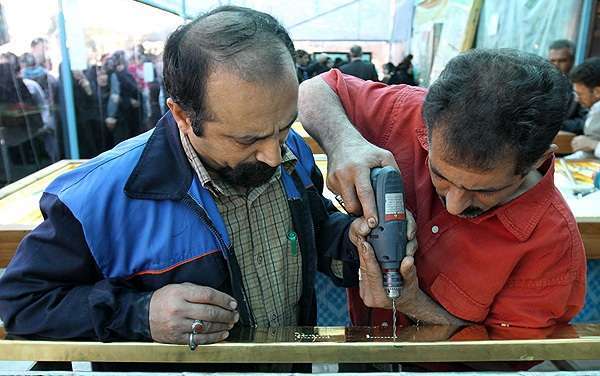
[322,69,586,328]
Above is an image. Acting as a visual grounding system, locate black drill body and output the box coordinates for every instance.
[368,166,408,299]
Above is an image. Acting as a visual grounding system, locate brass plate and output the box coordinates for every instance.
[2,325,600,363]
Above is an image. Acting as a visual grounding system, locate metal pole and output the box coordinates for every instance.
[576,0,594,65]
[181,0,187,20]
[57,0,79,159]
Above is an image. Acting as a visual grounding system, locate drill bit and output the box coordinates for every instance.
[392,298,398,341]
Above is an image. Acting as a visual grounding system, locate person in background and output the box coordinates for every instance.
[30,37,51,71]
[145,53,163,129]
[338,45,378,82]
[381,62,395,84]
[308,53,332,77]
[295,49,310,83]
[0,62,45,173]
[70,68,102,158]
[128,44,151,128]
[84,64,110,153]
[1,53,58,162]
[568,57,600,159]
[549,39,587,135]
[23,39,61,158]
[332,57,344,69]
[389,54,417,86]
[104,51,143,145]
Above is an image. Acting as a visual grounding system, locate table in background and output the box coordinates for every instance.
[555,159,600,259]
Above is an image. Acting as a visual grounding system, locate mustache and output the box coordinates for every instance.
[440,196,485,218]
[217,161,277,189]
[214,145,286,189]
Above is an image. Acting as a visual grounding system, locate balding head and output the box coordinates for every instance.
[163,6,296,136]
[350,45,362,58]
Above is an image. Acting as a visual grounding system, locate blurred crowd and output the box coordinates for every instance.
[0,38,167,173]
[296,45,417,86]
[2,36,600,184]
[295,45,417,86]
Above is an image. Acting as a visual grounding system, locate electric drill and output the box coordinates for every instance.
[368,166,408,299]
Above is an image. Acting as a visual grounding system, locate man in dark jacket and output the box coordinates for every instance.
[339,45,378,82]
[548,39,587,135]
[0,6,372,350]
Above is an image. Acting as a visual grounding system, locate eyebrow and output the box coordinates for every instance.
[230,112,297,143]
[429,162,513,193]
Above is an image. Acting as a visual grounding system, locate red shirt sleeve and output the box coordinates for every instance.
[320,69,420,147]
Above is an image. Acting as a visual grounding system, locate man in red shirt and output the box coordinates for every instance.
[299,49,586,329]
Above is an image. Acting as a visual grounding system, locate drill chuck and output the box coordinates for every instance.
[383,270,401,299]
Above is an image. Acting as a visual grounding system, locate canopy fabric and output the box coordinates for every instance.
[136,0,413,42]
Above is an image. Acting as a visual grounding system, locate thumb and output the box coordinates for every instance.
[400,256,417,284]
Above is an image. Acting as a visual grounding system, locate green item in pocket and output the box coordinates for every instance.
[287,231,298,256]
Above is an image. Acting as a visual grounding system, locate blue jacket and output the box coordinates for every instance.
[0,112,359,341]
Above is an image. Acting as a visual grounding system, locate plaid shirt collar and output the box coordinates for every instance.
[179,130,297,196]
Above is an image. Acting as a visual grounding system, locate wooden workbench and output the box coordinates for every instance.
[0,160,83,267]
[1,156,599,267]
[1,324,600,363]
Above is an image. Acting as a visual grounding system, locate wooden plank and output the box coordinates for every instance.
[554,131,575,155]
[0,229,28,267]
[1,325,600,363]
[0,157,599,266]
[579,222,600,259]
[0,160,77,199]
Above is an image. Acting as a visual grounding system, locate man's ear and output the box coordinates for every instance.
[533,144,557,170]
[593,86,600,100]
[166,98,192,133]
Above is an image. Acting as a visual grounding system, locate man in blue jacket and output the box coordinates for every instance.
[0,6,367,349]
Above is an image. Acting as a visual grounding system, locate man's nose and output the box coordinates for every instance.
[256,138,282,168]
[444,186,473,216]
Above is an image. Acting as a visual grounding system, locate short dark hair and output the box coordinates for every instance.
[350,45,362,58]
[30,37,47,48]
[163,6,295,136]
[570,57,600,89]
[1,52,20,73]
[295,49,309,59]
[423,48,570,175]
[549,39,575,58]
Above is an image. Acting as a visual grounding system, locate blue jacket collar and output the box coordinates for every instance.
[124,112,193,200]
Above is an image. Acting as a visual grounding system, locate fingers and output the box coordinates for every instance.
[358,241,392,309]
[331,167,363,216]
[184,303,239,325]
[182,284,238,311]
[380,150,400,170]
[359,241,384,285]
[325,145,399,226]
[189,331,230,346]
[349,217,371,247]
[354,169,378,226]
[406,238,418,258]
[184,319,234,334]
[406,210,416,240]
[400,256,417,287]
